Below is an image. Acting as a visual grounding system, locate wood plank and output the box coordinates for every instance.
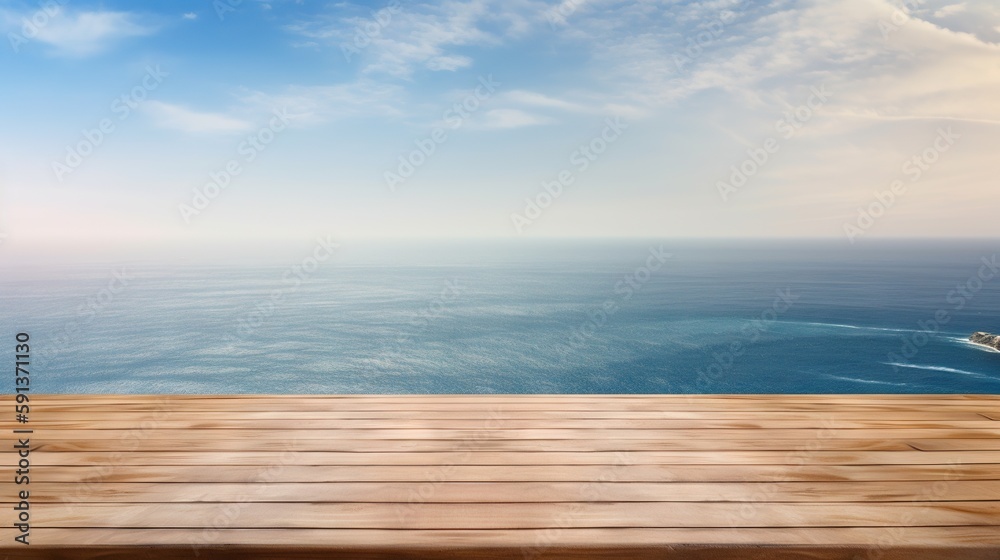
[2,547,997,560]
[13,417,1000,431]
[15,426,1000,441]
[15,463,999,483]
[30,426,973,440]
[14,419,1000,435]
[11,480,1000,503]
[25,432,928,453]
[12,410,997,423]
[21,404,1000,415]
[28,405,999,417]
[29,501,1000,528]
[4,526,1000,546]
[22,437,918,452]
[23,443,1000,462]
[908,439,1000,451]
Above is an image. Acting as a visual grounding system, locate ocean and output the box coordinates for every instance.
[3,239,999,394]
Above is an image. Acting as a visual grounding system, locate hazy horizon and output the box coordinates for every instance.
[2,236,998,269]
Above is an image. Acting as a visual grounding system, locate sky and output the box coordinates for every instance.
[1,0,999,251]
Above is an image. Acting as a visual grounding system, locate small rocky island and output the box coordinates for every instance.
[969,332,1000,351]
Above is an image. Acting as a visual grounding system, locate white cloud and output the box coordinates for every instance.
[482,90,643,128]
[934,3,967,17]
[143,101,255,134]
[554,0,1000,126]
[544,0,596,27]
[425,54,473,71]
[500,90,590,112]
[256,0,1000,139]
[3,8,155,57]
[182,12,198,20]
[239,81,405,126]
[473,108,553,129]
[287,0,537,78]
[141,80,402,135]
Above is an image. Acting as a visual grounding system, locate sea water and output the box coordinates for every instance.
[2,239,998,393]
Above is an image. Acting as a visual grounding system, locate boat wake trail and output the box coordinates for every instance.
[882,362,994,380]
[824,374,914,387]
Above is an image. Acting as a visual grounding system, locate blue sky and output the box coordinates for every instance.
[2,0,1000,250]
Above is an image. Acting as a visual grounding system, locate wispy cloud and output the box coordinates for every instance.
[473,108,553,129]
[499,90,590,112]
[239,80,405,126]
[143,101,254,134]
[3,8,156,57]
[552,0,1000,126]
[286,0,535,78]
[934,3,967,18]
[424,54,473,72]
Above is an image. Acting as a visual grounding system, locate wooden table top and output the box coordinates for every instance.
[3,394,1000,559]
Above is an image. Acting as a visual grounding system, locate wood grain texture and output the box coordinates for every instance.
[13,480,1000,503]
[2,394,999,559]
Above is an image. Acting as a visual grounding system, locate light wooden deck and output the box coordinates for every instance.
[3,394,1000,559]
